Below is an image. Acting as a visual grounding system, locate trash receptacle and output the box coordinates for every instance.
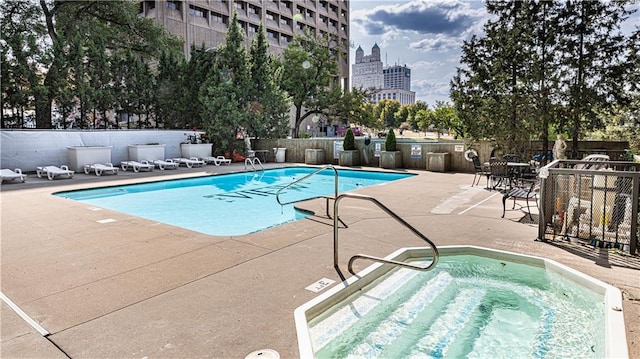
[426,152,450,172]
[274,147,287,163]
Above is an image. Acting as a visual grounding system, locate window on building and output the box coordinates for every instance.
[147,1,156,9]
[248,23,259,33]
[329,4,337,13]
[329,19,337,27]
[319,1,328,9]
[340,24,347,32]
[248,5,260,15]
[320,15,328,24]
[306,9,314,19]
[266,11,276,20]
[282,34,292,43]
[166,1,180,11]
[282,1,291,9]
[189,5,206,17]
[280,17,291,26]
[341,9,346,17]
[234,1,245,11]
[267,30,278,40]
[211,12,228,24]
[297,5,305,16]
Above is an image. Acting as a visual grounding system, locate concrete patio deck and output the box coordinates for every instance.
[1,163,638,358]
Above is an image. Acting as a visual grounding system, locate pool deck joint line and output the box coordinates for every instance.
[0,291,49,336]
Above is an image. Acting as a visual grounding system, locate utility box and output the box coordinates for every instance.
[426,152,451,172]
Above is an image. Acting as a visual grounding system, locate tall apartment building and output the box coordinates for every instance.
[138,0,350,90]
[383,65,411,91]
[351,44,415,105]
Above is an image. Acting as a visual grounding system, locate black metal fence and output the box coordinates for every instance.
[537,159,639,255]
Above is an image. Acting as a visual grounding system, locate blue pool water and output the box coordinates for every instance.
[56,167,412,236]
[309,254,605,358]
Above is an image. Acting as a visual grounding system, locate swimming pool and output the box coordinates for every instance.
[55,167,413,236]
[295,246,627,358]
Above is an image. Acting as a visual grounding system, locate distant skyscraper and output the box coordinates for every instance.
[352,44,415,105]
[352,44,383,90]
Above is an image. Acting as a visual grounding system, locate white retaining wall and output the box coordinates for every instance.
[1,130,189,172]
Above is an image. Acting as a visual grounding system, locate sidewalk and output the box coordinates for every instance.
[1,164,638,358]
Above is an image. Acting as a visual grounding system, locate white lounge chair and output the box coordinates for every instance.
[83,163,119,176]
[202,156,232,166]
[0,168,26,183]
[153,159,179,170]
[172,157,205,168]
[120,160,154,172]
[36,165,75,181]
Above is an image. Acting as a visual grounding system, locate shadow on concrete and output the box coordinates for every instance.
[545,239,640,271]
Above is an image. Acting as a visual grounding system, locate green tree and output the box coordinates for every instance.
[37,0,182,128]
[431,101,458,139]
[281,31,344,138]
[182,44,217,130]
[0,0,48,128]
[406,101,429,131]
[384,128,397,151]
[201,12,251,156]
[248,24,290,141]
[343,127,355,150]
[154,51,186,128]
[374,100,402,129]
[451,1,636,158]
[556,0,635,156]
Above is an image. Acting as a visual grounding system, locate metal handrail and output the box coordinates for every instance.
[333,193,439,275]
[244,157,264,171]
[275,165,339,209]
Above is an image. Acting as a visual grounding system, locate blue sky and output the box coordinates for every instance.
[349,0,639,107]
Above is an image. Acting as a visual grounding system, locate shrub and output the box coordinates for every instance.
[385,129,396,151]
[343,127,355,150]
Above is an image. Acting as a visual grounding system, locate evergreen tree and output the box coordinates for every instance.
[343,127,355,150]
[556,0,634,155]
[248,24,290,141]
[154,51,186,128]
[0,0,48,127]
[201,12,252,156]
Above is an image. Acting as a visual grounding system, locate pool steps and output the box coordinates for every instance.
[310,266,559,358]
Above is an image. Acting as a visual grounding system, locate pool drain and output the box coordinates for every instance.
[245,349,280,359]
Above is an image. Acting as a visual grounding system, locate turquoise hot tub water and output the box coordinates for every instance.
[55,167,412,236]
[299,249,620,358]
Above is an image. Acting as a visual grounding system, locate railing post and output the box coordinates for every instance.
[631,176,639,254]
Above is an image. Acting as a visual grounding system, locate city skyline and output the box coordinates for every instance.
[349,0,639,107]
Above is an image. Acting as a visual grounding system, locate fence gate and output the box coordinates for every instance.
[537,159,639,255]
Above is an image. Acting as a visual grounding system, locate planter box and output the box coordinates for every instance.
[339,150,360,166]
[380,151,402,169]
[305,149,325,165]
[180,143,212,158]
[426,152,451,172]
[128,144,165,161]
[67,146,112,172]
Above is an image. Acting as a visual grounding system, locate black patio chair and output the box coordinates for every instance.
[471,155,491,188]
[502,178,539,221]
[489,159,511,191]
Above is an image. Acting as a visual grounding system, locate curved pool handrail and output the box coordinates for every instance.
[244,157,264,171]
[275,165,339,206]
[332,193,439,275]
